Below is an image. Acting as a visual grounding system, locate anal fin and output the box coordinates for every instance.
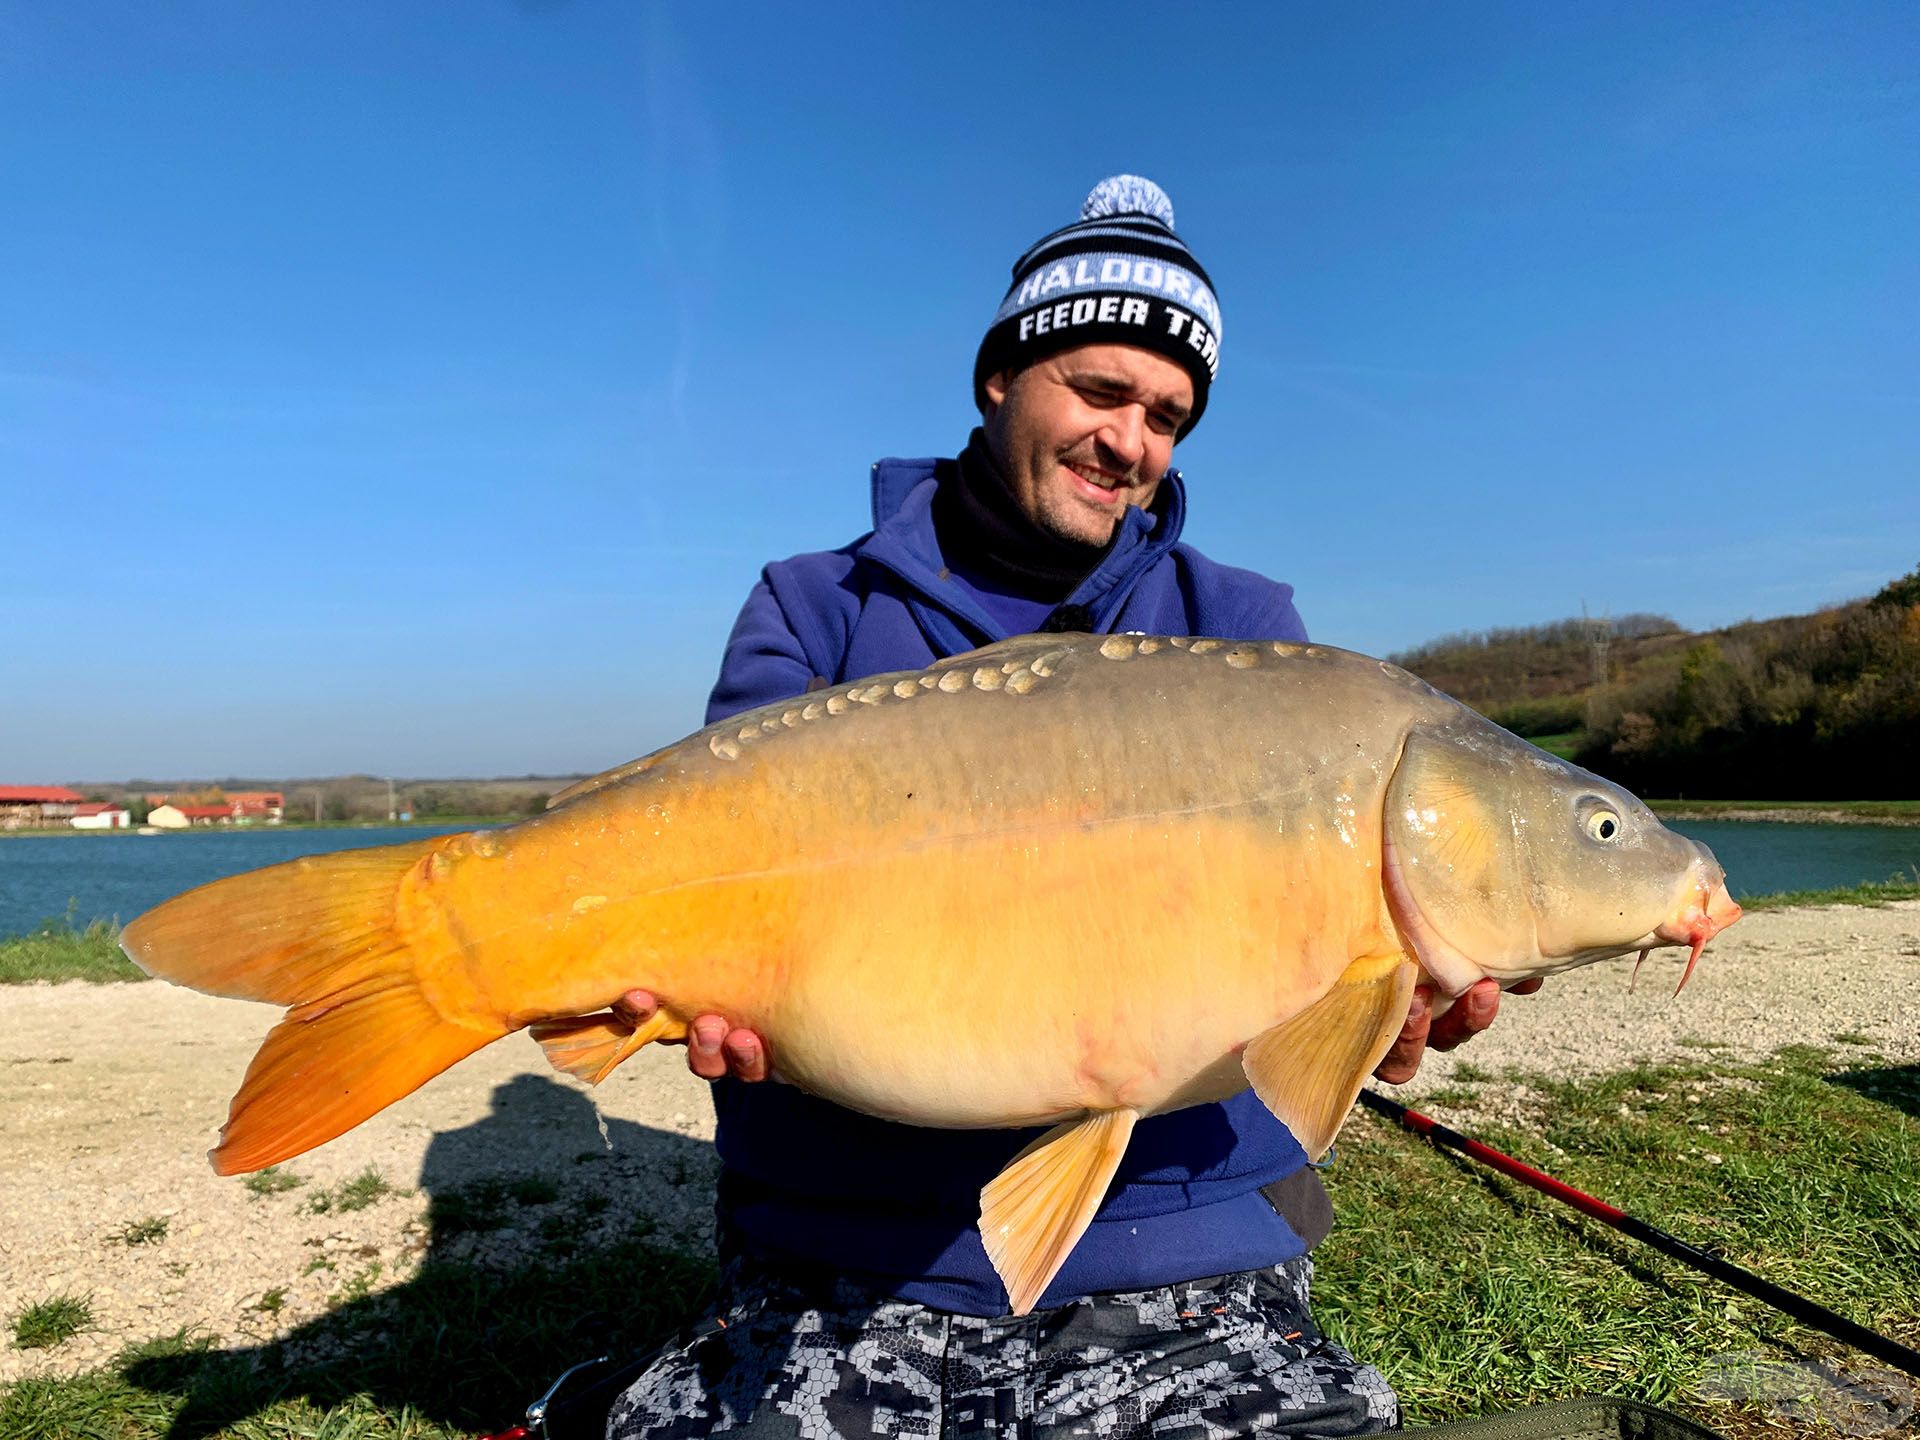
[530,1007,686,1085]
[1243,952,1416,1160]
[980,1108,1137,1317]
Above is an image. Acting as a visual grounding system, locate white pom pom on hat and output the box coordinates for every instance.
[1080,174,1177,231]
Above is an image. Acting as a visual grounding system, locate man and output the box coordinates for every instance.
[608,177,1530,1439]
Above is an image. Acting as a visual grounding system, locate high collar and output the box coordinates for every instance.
[933,430,1115,598]
[861,443,1190,644]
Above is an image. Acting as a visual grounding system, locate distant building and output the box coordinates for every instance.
[71,802,130,830]
[226,791,285,823]
[143,789,285,824]
[173,803,238,826]
[0,785,85,829]
[148,803,240,828]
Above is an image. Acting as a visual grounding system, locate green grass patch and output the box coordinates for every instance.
[1318,1048,1920,1434]
[427,1175,564,1239]
[241,1166,305,1199]
[1741,874,1920,911]
[329,1261,385,1307]
[428,1181,513,1237]
[1527,730,1582,760]
[305,1167,401,1215]
[114,1215,170,1246]
[0,1237,709,1440]
[507,1177,559,1206]
[10,1293,95,1350]
[0,910,141,984]
[1646,798,1920,823]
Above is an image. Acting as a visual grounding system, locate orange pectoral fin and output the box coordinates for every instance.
[530,1007,687,1086]
[1242,952,1417,1161]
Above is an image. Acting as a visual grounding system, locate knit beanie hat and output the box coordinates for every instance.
[973,175,1221,436]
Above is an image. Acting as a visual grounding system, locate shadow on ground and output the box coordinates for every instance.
[1825,1064,1920,1122]
[117,1075,720,1439]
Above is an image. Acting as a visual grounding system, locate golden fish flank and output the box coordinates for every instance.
[121,632,1740,1316]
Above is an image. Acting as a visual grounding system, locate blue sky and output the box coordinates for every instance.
[3,2,1915,779]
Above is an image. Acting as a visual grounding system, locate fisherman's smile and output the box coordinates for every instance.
[981,343,1193,548]
[1064,462,1131,507]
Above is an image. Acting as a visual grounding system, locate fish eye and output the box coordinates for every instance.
[1584,809,1622,842]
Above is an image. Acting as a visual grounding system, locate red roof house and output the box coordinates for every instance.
[173,804,238,824]
[0,786,84,804]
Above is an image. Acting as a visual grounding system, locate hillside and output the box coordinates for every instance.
[1391,563,1920,798]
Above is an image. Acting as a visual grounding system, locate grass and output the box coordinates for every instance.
[241,1167,304,1199]
[304,1167,401,1215]
[329,1262,385,1307]
[1527,731,1583,760]
[0,1235,710,1440]
[10,1294,95,1351]
[1741,873,1920,911]
[0,909,141,984]
[1316,1047,1920,1435]
[427,1175,563,1238]
[114,1216,170,1246]
[1646,798,1920,823]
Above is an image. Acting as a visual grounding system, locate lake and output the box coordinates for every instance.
[1,819,1915,940]
[0,826,468,938]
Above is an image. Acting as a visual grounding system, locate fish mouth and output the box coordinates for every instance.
[1644,876,1742,994]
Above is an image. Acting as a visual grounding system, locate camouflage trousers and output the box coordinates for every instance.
[605,1254,1397,1439]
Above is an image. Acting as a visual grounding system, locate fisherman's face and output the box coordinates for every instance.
[981,345,1193,548]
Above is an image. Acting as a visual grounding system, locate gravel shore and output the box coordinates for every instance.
[4,900,1916,1383]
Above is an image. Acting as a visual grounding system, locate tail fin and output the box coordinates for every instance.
[121,838,506,1175]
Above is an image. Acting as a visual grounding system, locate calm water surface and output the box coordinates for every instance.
[0,826,468,937]
[1,819,1915,939]
[1664,819,1919,901]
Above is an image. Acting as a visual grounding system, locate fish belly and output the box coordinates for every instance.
[655,812,1369,1129]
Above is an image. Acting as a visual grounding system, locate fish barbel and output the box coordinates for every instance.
[123,634,1740,1313]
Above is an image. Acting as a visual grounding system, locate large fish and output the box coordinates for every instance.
[124,634,1739,1313]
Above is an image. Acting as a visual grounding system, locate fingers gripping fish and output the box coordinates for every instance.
[122,634,1740,1315]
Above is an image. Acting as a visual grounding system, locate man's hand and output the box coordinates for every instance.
[1372,977,1542,1085]
[612,989,771,1083]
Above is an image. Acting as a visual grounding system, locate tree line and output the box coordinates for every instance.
[1390,564,1920,798]
[1574,569,1920,797]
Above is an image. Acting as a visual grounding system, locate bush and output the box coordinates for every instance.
[1487,693,1586,738]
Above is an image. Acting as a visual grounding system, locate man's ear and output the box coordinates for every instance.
[980,368,1015,423]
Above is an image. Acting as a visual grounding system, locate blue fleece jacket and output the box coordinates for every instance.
[703,453,1313,1317]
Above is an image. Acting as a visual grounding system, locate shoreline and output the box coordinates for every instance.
[0,819,497,840]
[1649,803,1920,827]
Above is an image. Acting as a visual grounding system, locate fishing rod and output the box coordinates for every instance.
[1356,1088,1920,1380]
